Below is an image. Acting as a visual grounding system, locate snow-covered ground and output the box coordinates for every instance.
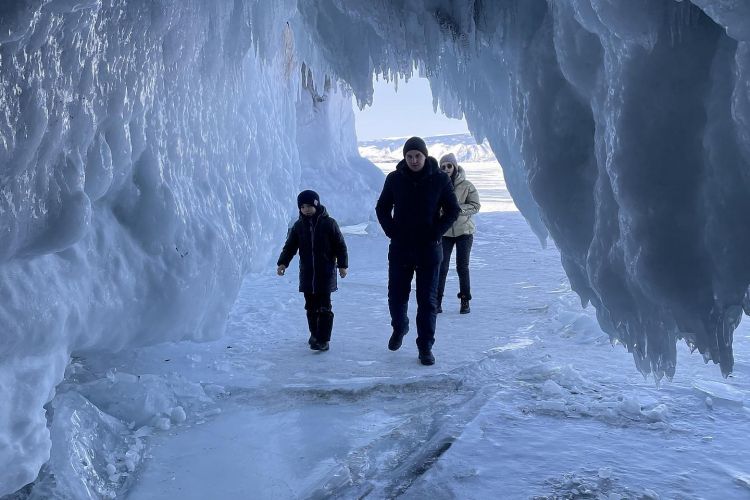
[16,157,750,499]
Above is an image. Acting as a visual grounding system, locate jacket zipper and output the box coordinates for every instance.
[310,217,318,290]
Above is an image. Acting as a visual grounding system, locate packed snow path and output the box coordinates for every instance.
[56,212,750,499]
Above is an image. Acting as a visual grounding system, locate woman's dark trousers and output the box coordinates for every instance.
[387,241,443,351]
[437,234,474,304]
[304,292,333,342]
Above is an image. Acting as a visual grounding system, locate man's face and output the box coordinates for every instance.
[300,203,317,216]
[405,150,426,171]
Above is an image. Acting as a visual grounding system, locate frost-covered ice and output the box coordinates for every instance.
[0,1,380,491]
[3,0,750,495]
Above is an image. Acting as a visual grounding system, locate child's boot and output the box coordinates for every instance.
[306,311,319,349]
[314,307,334,351]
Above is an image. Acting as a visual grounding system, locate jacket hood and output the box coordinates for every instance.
[453,165,467,185]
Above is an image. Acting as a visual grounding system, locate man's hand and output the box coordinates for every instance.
[339,267,348,278]
[277,265,286,276]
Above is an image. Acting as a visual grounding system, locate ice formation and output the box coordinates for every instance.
[0,0,378,493]
[1,0,749,495]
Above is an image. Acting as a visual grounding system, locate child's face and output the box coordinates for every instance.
[300,203,317,216]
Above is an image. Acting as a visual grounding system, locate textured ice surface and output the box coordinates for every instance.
[296,73,382,224]
[3,0,750,494]
[0,0,378,493]
[22,392,143,500]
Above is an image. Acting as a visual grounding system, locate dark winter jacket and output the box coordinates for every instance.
[376,156,461,247]
[277,205,348,294]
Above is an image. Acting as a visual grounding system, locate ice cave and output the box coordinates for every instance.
[2,0,750,497]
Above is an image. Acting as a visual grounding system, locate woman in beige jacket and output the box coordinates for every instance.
[437,153,481,314]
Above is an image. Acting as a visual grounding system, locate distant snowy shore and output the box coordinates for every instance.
[358,133,498,164]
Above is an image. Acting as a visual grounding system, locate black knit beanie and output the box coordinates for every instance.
[297,189,320,209]
[402,136,428,158]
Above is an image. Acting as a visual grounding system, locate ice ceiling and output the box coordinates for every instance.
[1,0,750,494]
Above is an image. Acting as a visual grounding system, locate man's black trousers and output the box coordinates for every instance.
[387,241,442,351]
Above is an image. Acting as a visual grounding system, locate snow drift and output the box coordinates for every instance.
[2,0,750,495]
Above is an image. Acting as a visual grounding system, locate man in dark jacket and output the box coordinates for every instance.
[277,190,348,351]
[375,137,460,365]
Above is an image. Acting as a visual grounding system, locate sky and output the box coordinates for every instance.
[353,76,469,141]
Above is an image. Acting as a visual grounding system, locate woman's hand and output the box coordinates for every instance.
[277,265,286,276]
[339,268,348,278]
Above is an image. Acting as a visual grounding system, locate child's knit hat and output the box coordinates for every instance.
[297,190,320,208]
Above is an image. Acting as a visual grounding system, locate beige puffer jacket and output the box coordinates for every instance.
[444,165,480,237]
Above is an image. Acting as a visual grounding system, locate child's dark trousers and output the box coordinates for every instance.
[304,292,333,342]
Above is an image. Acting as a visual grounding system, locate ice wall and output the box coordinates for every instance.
[298,0,750,380]
[295,67,383,225]
[0,0,382,494]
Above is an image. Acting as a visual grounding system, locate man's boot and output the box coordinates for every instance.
[388,331,405,351]
[419,349,435,365]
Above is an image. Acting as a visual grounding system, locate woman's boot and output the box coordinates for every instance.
[459,295,471,314]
